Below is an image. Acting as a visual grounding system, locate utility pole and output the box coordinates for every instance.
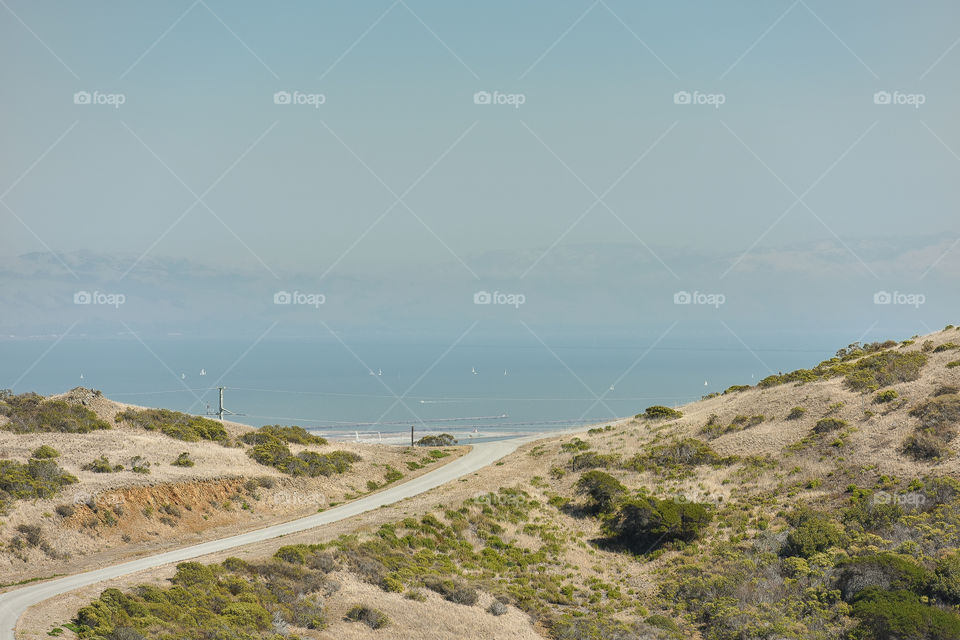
[411,425,414,447]
[206,387,242,422]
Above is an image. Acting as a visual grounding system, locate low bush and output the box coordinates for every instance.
[782,508,846,558]
[0,458,77,511]
[115,408,228,443]
[837,553,932,600]
[82,456,122,473]
[569,451,619,471]
[902,395,960,461]
[488,600,508,616]
[247,434,360,477]
[902,431,951,461]
[851,588,960,640]
[843,351,928,392]
[813,418,848,434]
[787,406,807,420]
[171,452,194,467]
[629,438,732,472]
[415,433,457,447]
[604,495,712,552]
[31,445,60,459]
[423,576,479,605]
[723,385,751,394]
[239,424,327,446]
[345,604,390,629]
[575,470,626,514]
[560,438,590,452]
[874,389,899,404]
[641,405,683,420]
[0,392,110,434]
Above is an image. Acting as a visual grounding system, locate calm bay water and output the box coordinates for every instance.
[1,337,840,442]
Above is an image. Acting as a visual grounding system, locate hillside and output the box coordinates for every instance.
[15,325,960,640]
[0,388,465,587]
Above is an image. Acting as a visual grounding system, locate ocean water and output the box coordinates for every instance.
[1,337,839,442]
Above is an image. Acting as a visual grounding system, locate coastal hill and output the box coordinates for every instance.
[11,325,960,640]
[0,388,464,587]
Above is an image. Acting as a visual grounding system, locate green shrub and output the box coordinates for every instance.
[934,342,960,353]
[838,553,932,600]
[642,405,683,420]
[843,351,927,392]
[723,385,751,394]
[129,456,150,474]
[239,424,327,446]
[115,408,227,443]
[787,406,807,420]
[604,495,712,552]
[415,433,457,447]
[813,418,848,434]
[630,438,731,472]
[171,452,194,467]
[782,508,846,558]
[569,451,619,471]
[909,395,960,437]
[947,361,960,369]
[247,435,360,477]
[851,589,960,640]
[0,393,110,434]
[383,465,403,484]
[934,552,960,604]
[560,438,591,452]
[575,470,626,513]
[902,395,960,461]
[30,445,60,459]
[345,604,390,629]
[82,456,121,473]
[875,389,899,404]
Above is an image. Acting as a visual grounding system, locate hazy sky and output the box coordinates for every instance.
[2,1,959,346]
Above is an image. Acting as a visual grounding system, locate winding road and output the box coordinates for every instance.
[0,434,546,639]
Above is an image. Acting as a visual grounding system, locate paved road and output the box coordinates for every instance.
[0,434,546,638]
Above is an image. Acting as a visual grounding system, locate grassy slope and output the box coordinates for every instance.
[46,326,960,639]
[0,388,464,586]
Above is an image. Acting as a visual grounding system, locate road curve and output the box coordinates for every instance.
[0,434,546,638]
